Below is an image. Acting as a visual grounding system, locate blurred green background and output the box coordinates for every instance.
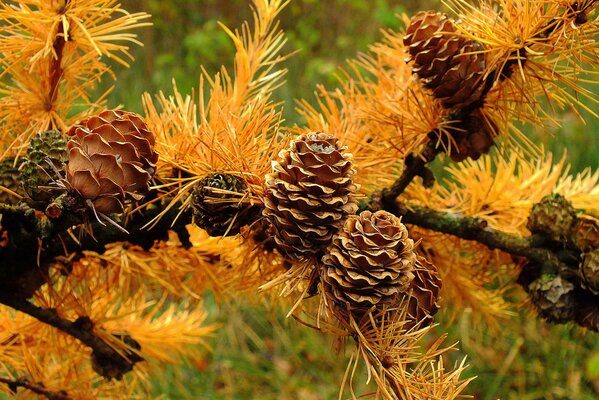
[102,1,598,399]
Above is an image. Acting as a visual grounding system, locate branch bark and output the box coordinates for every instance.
[0,377,70,400]
[0,297,142,380]
[376,141,440,213]
[396,204,574,275]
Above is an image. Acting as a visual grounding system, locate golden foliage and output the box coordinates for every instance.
[447,0,599,122]
[0,0,150,153]
[142,0,291,218]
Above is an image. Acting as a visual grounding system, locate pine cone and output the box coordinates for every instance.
[263,132,358,259]
[575,215,599,251]
[0,157,24,205]
[528,275,576,323]
[20,130,68,203]
[403,11,486,111]
[191,173,258,237]
[581,249,599,295]
[66,110,158,214]
[448,110,496,162]
[527,194,577,241]
[406,257,442,328]
[322,210,417,315]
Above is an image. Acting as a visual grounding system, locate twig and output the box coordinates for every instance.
[0,377,70,400]
[0,200,192,298]
[396,203,573,274]
[0,297,143,380]
[377,141,441,213]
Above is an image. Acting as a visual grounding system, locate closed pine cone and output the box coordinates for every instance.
[406,257,441,328]
[20,130,68,203]
[527,193,577,241]
[448,109,496,162]
[66,110,158,214]
[581,249,599,295]
[191,173,257,237]
[575,215,599,252]
[0,157,24,205]
[263,132,358,259]
[322,210,417,315]
[403,11,486,111]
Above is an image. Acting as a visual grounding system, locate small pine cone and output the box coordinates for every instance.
[406,257,442,328]
[449,110,496,162]
[0,158,25,205]
[576,302,599,332]
[263,132,358,259]
[528,275,576,323]
[403,11,486,111]
[322,210,417,315]
[191,173,258,237]
[20,130,68,203]
[575,215,599,252]
[66,110,158,214]
[581,249,599,295]
[527,194,577,241]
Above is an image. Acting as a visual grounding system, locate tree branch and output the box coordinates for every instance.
[390,203,599,331]
[0,198,192,298]
[0,297,143,380]
[375,141,441,213]
[0,377,70,400]
[396,204,574,275]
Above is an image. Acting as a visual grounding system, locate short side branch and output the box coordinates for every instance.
[0,297,143,379]
[0,377,70,400]
[397,204,573,273]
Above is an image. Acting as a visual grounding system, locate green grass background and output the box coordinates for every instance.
[99,1,599,398]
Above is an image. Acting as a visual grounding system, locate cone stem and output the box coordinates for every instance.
[376,141,440,212]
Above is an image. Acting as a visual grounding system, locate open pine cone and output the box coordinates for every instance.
[403,11,487,111]
[528,275,576,323]
[322,210,417,315]
[66,110,158,214]
[263,132,358,259]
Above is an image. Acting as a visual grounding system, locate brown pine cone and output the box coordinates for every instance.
[322,210,416,315]
[403,11,486,111]
[528,275,576,323]
[448,109,496,162]
[575,215,599,252]
[263,132,358,259]
[406,257,442,328]
[66,110,158,214]
[581,249,599,295]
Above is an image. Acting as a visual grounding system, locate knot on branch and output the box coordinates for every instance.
[91,333,143,380]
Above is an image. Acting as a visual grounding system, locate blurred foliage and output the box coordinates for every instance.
[111,0,439,123]
[102,1,599,399]
[151,297,370,399]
